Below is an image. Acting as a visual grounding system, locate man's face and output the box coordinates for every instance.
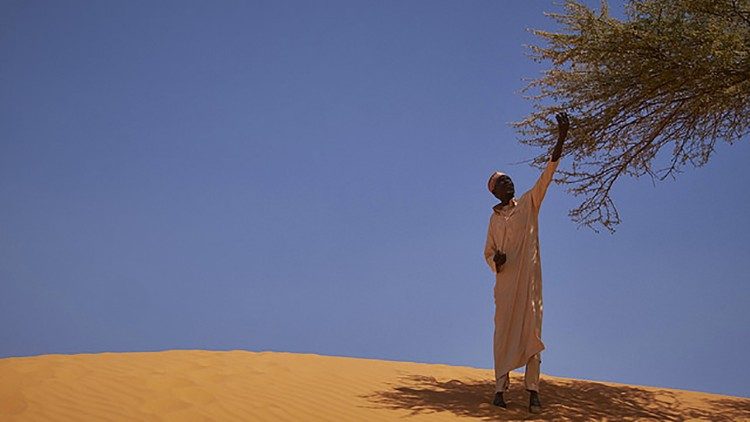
[492,175,515,202]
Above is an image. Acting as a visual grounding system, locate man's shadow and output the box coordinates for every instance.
[360,374,750,421]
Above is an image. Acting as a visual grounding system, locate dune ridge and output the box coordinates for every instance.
[1,349,748,421]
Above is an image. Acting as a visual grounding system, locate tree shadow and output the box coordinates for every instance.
[361,374,750,421]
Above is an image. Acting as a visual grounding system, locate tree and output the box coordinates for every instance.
[515,0,750,232]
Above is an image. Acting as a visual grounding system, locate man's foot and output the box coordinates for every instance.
[492,392,507,408]
[528,390,542,414]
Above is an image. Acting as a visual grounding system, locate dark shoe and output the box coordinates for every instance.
[492,392,507,408]
[528,390,542,414]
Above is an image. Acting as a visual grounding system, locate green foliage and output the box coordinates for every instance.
[516,0,750,232]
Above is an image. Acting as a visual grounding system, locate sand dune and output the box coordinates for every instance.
[1,349,748,421]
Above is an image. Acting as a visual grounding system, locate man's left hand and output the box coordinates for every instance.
[552,112,569,161]
[556,112,569,140]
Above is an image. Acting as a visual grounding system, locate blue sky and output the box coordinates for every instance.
[1,0,748,398]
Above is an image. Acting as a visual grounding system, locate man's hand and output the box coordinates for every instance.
[552,112,569,162]
[556,112,569,140]
[493,251,507,272]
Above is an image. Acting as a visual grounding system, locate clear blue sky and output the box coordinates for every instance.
[2,0,748,398]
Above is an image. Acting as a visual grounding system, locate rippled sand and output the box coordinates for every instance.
[1,349,748,421]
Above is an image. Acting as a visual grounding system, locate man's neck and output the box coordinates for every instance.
[493,198,516,212]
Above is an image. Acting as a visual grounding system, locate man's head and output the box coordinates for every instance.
[488,172,515,203]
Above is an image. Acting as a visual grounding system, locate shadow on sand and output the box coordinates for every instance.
[361,374,750,421]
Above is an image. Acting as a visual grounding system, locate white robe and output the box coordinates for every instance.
[484,159,559,379]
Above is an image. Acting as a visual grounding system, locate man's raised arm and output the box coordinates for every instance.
[527,112,569,209]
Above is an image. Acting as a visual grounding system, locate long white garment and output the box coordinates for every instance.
[484,158,559,381]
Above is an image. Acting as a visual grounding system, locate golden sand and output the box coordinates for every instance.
[1,349,748,421]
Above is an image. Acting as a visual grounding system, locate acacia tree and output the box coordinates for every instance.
[515,0,750,232]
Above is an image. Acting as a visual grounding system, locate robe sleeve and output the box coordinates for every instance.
[525,158,560,210]
[484,214,497,273]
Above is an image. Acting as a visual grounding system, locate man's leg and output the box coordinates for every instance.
[524,353,541,392]
[493,314,510,394]
[525,354,542,413]
[495,371,510,393]
[493,371,510,408]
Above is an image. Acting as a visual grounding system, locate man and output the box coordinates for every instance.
[484,112,569,414]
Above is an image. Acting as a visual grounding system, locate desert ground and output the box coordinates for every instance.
[1,349,748,421]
